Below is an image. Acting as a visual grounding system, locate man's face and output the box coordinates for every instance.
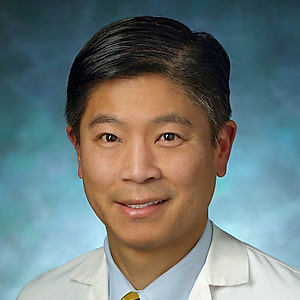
[68,74,235,253]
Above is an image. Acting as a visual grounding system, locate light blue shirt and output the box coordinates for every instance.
[104,220,212,300]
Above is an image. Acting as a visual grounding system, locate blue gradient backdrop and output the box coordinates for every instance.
[1,1,300,299]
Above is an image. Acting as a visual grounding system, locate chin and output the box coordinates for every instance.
[109,225,168,251]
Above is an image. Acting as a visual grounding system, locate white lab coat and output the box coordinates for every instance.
[17,223,300,300]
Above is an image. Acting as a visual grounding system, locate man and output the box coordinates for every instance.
[17,16,300,300]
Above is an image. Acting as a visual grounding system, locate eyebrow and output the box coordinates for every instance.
[88,112,193,128]
[151,113,193,127]
[88,113,126,128]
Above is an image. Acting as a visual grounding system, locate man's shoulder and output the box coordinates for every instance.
[213,223,300,276]
[245,241,300,282]
[208,224,300,298]
[17,247,106,300]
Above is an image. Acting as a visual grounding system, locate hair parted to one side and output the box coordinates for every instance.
[66,16,232,145]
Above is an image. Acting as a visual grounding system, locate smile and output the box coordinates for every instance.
[125,200,165,209]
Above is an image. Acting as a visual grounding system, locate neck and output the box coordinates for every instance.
[107,221,207,290]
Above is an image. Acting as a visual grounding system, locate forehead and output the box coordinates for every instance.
[87,74,188,108]
[81,74,209,128]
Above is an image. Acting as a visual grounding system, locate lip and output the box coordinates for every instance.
[116,198,169,218]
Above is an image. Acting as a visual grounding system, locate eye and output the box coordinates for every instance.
[159,132,179,141]
[156,132,185,147]
[99,133,120,143]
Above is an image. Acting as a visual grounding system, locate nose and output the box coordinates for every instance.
[119,140,162,183]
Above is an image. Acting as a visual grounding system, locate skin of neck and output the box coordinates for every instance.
[107,215,208,290]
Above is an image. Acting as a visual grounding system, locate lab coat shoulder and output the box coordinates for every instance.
[195,224,300,300]
[245,242,300,291]
[17,247,108,300]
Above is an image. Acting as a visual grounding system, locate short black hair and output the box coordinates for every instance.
[66,16,231,144]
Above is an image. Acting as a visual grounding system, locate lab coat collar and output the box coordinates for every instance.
[204,223,249,286]
[69,248,108,286]
[187,224,249,300]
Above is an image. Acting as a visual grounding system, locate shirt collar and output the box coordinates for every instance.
[104,220,212,300]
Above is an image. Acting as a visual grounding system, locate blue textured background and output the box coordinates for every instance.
[1,1,300,299]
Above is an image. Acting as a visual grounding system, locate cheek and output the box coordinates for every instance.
[161,149,216,188]
[80,149,117,188]
[79,149,118,223]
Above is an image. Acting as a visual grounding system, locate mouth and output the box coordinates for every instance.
[116,198,169,218]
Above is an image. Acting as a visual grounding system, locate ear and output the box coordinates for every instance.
[216,120,237,177]
[66,125,83,179]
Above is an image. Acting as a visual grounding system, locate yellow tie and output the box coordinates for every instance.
[121,291,140,300]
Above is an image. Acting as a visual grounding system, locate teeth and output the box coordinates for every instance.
[126,200,163,209]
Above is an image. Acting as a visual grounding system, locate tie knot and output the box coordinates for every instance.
[121,291,140,300]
